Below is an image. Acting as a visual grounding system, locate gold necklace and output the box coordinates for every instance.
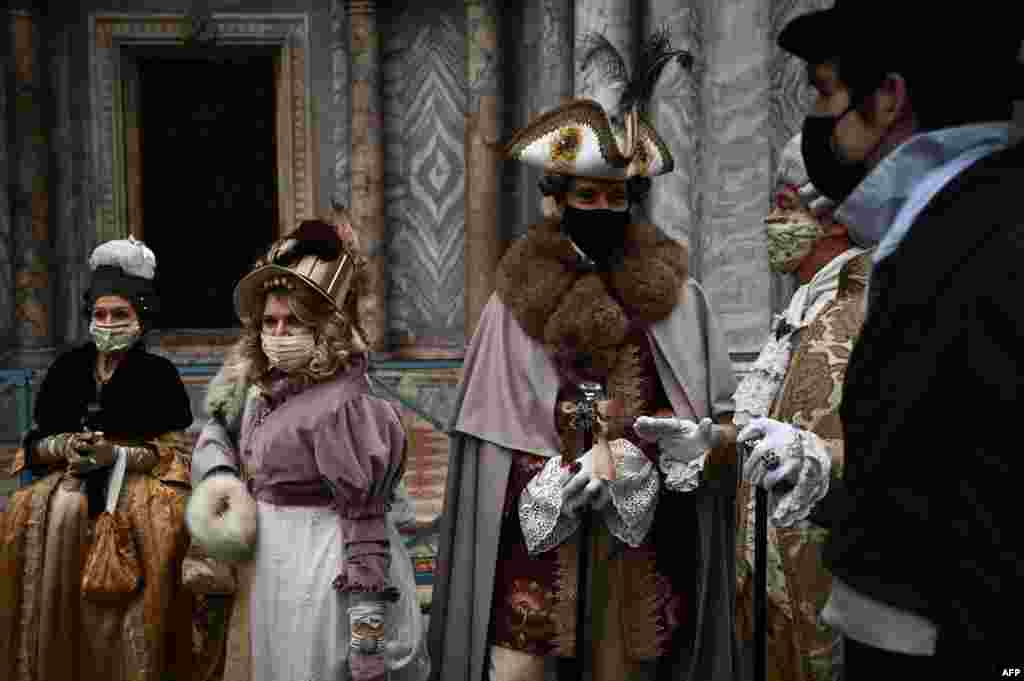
[95,354,118,385]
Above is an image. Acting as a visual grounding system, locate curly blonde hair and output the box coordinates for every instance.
[235,269,370,390]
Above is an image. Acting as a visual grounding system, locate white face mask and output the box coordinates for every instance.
[89,320,142,353]
[261,329,316,372]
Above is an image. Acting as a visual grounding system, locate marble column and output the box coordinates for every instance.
[0,12,13,353]
[698,0,774,356]
[464,0,502,340]
[10,8,54,361]
[517,0,574,229]
[537,0,574,110]
[331,0,351,208]
[349,0,388,351]
[574,0,635,115]
[49,20,87,347]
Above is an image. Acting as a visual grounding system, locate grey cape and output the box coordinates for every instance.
[427,280,741,681]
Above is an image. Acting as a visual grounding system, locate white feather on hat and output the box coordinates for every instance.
[88,236,157,280]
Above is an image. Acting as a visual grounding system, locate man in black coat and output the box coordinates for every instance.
[737,1,1023,677]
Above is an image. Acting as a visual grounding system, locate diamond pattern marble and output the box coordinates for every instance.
[386,12,467,349]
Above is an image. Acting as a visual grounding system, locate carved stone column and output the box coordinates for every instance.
[464,0,502,340]
[0,12,13,352]
[518,0,574,228]
[574,0,635,114]
[331,0,351,207]
[10,8,54,362]
[349,0,388,351]
[537,0,574,110]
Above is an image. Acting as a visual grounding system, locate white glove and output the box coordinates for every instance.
[633,416,715,470]
[561,447,610,516]
[738,417,803,491]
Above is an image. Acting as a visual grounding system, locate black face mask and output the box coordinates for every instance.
[801,105,870,203]
[561,205,630,270]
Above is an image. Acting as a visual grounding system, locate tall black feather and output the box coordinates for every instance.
[580,26,694,120]
[274,219,343,266]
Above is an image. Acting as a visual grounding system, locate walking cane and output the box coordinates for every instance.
[741,438,769,681]
[754,485,768,681]
[561,381,608,681]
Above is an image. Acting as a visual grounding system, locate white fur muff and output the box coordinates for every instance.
[186,473,259,562]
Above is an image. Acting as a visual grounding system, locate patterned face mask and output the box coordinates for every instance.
[765,216,824,273]
[89,320,142,353]
[261,329,316,372]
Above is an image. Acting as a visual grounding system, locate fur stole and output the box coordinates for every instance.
[495,217,688,377]
[204,346,255,437]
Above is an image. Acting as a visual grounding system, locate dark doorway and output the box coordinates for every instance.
[138,52,277,329]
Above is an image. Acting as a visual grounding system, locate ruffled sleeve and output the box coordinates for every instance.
[660,452,707,493]
[518,456,578,555]
[600,438,660,546]
[314,393,407,596]
[519,438,660,554]
[770,429,832,527]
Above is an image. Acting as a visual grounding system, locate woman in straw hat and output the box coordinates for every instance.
[429,31,742,681]
[187,217,428,681]
[0,237,209,681]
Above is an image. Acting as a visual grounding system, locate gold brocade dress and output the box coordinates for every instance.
[0,343,223,681]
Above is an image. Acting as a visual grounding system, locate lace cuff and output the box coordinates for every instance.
[601,439,659,547]
[770,430,831,527]
[661,451,707,493]
[32,433,72,466]
[519,456,579,556]
[118,445,158,473]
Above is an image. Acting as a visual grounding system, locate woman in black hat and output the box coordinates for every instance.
[0,237,202,681]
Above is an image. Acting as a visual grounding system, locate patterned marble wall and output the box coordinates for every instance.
[644,0,829,356]
[508,0,574,237]
[381,1,467,354]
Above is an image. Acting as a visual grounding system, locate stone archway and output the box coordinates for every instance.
[89,12,319,243]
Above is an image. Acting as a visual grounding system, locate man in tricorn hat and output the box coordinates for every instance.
[739,2,1024,676]
[429,34,742,681]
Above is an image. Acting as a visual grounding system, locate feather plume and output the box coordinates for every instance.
[579,26,694,120]
[88,236,157,280]
[274,219,343,266]
[579,32,631,101]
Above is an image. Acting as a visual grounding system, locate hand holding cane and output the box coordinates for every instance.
[740,435,777,681]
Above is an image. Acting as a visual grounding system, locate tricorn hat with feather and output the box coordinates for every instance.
[234,218,360,321]
[505,27,694,179]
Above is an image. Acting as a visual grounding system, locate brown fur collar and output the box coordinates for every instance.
[495,217,688,369]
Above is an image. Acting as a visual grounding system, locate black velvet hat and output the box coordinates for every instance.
[84,237,160,323]
[778,1,1023,76]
